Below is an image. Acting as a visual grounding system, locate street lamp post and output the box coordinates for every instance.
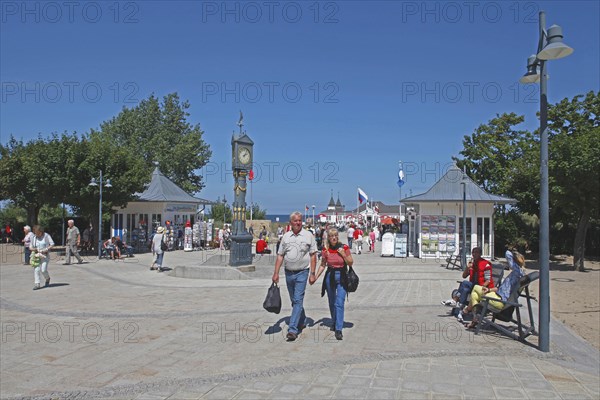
[519,10,573,352]
[312,205,315,227]
[89,170,112,259]
[461,170,467,270]
[222,194,227,230]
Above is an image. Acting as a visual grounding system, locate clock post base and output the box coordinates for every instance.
[229,232,253,266]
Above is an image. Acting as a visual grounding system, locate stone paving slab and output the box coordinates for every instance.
[0,243,598,399]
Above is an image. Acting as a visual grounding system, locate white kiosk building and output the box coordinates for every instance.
[111,166,213,249]
[402,165,515,259]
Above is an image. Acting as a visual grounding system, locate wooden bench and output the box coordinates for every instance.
[49,246,66,260]
[445,253,462,270]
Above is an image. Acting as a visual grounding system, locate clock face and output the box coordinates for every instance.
[238,146,251,165]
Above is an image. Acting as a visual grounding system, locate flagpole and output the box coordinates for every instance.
[357,186,359,226]
[398,161,402,224]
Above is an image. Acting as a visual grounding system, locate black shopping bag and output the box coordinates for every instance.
[347,266,359,293]
[263,282,282,314]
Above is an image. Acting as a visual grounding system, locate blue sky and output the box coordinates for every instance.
[1,1,598,214]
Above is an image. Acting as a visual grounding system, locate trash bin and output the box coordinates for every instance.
[381,232,395,257]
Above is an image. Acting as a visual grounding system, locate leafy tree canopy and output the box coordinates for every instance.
[98,93,212,193]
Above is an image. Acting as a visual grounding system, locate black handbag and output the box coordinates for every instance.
[160,237,168,251]
[346,266,359,293]
[263,282,282,314]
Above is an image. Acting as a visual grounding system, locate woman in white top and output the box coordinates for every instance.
[22,225,35,265]
[151,226,166,272]
[29,225,54,290]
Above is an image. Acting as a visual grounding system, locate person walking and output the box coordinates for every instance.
[22,225,34,265]
[346,224,355,250]
[82,224,92,253]
[29,225,54,290]
[272,212,317,341]
[369,228,376,252]
[151,226,167,272]
[354,226,363,254]
[65,219,83,265]
[313,227,354,340]
[4,223,13,243]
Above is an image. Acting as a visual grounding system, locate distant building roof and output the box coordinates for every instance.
[350,201,399,214]
[328,193,336,207]
[403,165,516,204]
[135,167,213,204]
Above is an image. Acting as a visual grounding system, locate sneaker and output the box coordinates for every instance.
[45,278,50,287]
[457,311,464,323]
[286,332,297,341]
[335,330,343,340]
[441,299,457,307]
[78,260,83,264]
[33,284,41,290]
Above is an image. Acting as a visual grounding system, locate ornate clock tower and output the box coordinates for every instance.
[229,113,254,266]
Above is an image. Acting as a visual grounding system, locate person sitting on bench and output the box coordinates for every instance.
[441,247,493,320]
[463,251,526,328]
[103,238,120,259]
[256,238,271,254]
[115,237,133,257]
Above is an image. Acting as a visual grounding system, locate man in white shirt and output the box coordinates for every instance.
[346,225,355,250]
[272,212,317,341]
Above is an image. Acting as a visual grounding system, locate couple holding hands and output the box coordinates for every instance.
[272,212,353,341]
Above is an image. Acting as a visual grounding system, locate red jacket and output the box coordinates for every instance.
[256,239,268,254]
[469,258,494,288]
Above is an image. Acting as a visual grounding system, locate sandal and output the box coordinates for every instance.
[465,320,478,329]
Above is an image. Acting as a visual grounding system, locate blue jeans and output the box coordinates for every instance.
[156,252,164,267]
[347,238,353,249]
[24,247,31,264]
[285,268,308,334]
[325,270,347,332]
[457,281,473,305]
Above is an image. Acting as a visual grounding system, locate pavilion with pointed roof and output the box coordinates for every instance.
[111,166,214,244]
[402,164,515,259]
[317,191,347,223]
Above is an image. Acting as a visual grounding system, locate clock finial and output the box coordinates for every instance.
[237,110,244,134]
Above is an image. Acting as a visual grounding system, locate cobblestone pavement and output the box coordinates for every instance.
[1,243,598,399]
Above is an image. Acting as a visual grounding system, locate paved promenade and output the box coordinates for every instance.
[1,243,598,399]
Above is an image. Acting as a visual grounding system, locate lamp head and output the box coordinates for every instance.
[538,25,574,60]
[89,178,98,187]
[105,179,112,188]
[520,55,541,84]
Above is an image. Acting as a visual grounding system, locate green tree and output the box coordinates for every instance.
[0,202,27,226]
[246,203,267,220]
[69,130,149,235]
[547,91,600,270]
[454,113,539,253]
[454,113,535,196]
[0,133,86,225]
[210,200,232,227]
[455,94,600,269]
[98,93,212,193]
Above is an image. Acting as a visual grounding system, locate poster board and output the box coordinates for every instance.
[420,215,457,256]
